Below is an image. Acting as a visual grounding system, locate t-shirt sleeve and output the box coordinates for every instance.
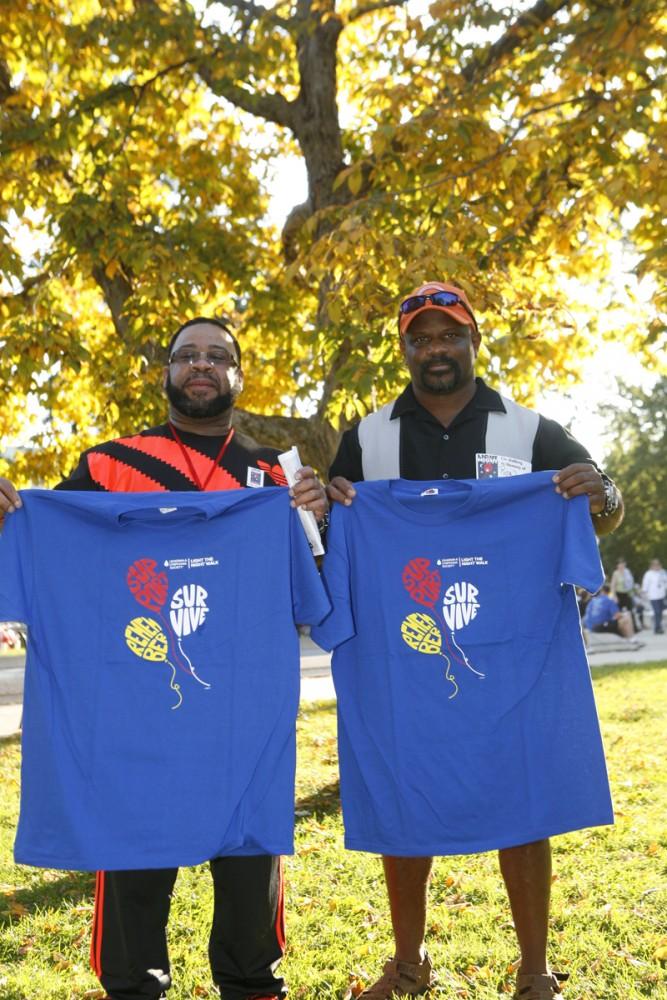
[0,505,32,625]
[329,426,363,482]
[289,509,331,626]
[54,451,101,490]
[310,506,356,651]
[558,493,604,595]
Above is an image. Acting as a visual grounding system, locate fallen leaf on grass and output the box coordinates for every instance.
[343,976,367,998]
[654,937,667,962]
[19,935,36,955]
[8,900,29,917]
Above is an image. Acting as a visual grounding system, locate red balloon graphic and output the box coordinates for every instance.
[127,558,169,613]
[402,558,441,609]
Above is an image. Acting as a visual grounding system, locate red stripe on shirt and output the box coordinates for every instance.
[112,435,243,491]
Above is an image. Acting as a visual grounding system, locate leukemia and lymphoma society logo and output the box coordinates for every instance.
[124,558,214,710]
[400,558,485,700]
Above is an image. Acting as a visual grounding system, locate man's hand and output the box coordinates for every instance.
[0,476,22,522]
[290,466,329,522]
[552,463,605,513]
[326,476,357,506]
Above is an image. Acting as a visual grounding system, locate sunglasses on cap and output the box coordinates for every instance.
[399,290,474,321]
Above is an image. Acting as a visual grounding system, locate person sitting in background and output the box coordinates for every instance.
[584,584,635,639]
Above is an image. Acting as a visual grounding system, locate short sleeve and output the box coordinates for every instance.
[310,506,356,651]
[289,509,331,626]
[557,494,604,595]
[0,504,32,625]
[54,451,100,490]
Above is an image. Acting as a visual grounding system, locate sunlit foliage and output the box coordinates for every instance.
[0,0,664,478]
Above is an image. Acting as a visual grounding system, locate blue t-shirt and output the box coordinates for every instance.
[584,594,619,629]
[312,472,613,856]
[0,488,330,870]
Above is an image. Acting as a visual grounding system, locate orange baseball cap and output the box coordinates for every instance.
[398,281,478,336]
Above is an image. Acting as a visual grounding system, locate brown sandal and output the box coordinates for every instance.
[514,971,569,999]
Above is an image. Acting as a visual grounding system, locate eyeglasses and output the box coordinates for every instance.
[169,348,238,368]
[399,291,474,321]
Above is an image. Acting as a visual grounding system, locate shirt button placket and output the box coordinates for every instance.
[442,431,450,478]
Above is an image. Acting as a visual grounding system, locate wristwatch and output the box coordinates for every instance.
[593,473,620,518]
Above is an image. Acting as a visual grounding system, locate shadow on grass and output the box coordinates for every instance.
[0,870,95,929]
[590,658,666,679]
[295,779,341,823]
[298,699,336,718]
[0,731,21,748]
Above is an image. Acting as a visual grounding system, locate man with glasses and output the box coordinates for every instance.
[325,281,623,1000]
[0,316,328,1000]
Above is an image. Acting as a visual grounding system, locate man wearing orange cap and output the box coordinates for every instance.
[326,281,624,1000]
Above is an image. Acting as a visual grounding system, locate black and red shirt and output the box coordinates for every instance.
[56,423,288,493]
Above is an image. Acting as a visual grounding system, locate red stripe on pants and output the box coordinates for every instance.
[90,870,105,977]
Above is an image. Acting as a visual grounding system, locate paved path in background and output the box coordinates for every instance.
[1,630,666,739]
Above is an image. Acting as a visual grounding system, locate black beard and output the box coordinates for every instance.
[166,374,237,419]
[418,356,463,395]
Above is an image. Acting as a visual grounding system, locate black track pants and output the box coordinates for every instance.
[91,856,286,1000]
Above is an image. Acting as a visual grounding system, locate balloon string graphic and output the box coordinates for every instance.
[159,611,210,688]
[166,660,183,710]
[439,651,459,699]
[176,639,210,689]
[159,612,195,676]
[438,618,485,679]
[448,629,485,678]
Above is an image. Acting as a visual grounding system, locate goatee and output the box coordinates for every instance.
[166,374,237,419]
[418,357,463,395]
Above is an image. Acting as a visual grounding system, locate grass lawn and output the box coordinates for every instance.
[1,661,666,999]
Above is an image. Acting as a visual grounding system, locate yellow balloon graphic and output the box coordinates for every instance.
[401,612,459,699]
[401,613,442,655]
[124,617,182,710]
[125,617,169,661]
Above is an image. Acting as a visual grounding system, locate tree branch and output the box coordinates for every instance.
[91,264,133,339]
[209,0,293,31]
[198,61,296,128]
[347,0,408,23]
[0,60,15,104]
[0,272,49,305]
[462,0,572,83]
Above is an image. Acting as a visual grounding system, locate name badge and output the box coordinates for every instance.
[246,467,265,488]
[476,453,532,479]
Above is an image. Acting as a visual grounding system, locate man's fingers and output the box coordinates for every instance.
[326,477,356,506]
[0,478,22,515]
[553,465,603,500]
[290,468,329,518]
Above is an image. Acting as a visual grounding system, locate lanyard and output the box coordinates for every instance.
[168,423,235,491]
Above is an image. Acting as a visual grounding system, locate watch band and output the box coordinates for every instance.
[593,473,620,518]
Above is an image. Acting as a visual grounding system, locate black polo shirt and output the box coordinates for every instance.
[329,378,596,482]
